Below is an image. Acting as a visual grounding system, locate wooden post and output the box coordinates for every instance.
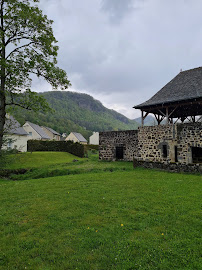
[166,107,169,124]
[141,110,144,127]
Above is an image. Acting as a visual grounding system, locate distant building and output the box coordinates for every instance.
[65,132,87,145]
[41,126,61,141]
[3,115,29,152]
[62,133,67,138]
[23,121,50,140]
[89,132,99,145]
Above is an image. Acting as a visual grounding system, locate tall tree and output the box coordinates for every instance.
[0,0,70,149]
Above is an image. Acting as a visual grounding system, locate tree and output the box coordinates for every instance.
[0,0,71,150]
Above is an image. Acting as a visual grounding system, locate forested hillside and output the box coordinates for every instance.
[12,91,139,139]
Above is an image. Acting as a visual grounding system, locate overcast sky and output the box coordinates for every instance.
[35,0,202,119]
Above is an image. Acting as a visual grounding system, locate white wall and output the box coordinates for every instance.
[23,122,41,140]
[89,132,99,145]
[41,127,61,141]
[65,133,79,143]
[2,134,28,152]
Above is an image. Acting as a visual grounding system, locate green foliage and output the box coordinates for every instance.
[0,0,70,149]
[2,0,70,94]
[12,91,140,138]
[27,140,85,157]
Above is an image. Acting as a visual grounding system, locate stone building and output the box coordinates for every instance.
[99,67,202,173]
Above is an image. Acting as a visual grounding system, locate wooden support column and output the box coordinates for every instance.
[141,111,150,127]
[166,107,169,124]
[141,110,144,127]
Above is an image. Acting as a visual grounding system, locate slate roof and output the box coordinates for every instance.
[43,126,60,136]
[72,132,87,142]
[4,116,28,136]
[135,67,202,109]
[26,121,50,139]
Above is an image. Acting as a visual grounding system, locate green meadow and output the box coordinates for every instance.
[0,152,201,270]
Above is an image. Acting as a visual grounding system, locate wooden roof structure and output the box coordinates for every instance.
[134,67,202,125]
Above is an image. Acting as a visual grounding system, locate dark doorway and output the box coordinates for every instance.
[162,145,168,158]
[116,146,124,160]
[192,147,202,163]
[175,146,178,162]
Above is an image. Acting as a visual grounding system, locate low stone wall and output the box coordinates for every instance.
[99,130,138,161]
[133,159,202,174]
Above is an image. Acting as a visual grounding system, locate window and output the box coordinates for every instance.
[116,146,124,160]
[192,147,202,163]
[7,139,12,149]
[162,145,168,158]
[29,132,32,136]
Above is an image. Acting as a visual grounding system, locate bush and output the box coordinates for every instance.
[27,140,85,158]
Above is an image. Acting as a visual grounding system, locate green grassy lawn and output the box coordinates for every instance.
[4,151,83,169]
[0,152,201,269]
[3,151,133,180]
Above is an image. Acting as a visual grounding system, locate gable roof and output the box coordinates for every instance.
[4,115,28,136]
[26,121,50,139]
[135,67,202,109]
[72,132,87,142]
[43,126,60,136]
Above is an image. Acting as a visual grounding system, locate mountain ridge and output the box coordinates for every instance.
[12,91,139,139]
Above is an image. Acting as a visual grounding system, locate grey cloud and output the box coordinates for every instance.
[35,0,202,119]
[101,0,136,24]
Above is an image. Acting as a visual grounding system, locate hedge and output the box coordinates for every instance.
[27,140,85,158]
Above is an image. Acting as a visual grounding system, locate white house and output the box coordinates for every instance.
[23,121,50,140]
[65,132,87,145]
[41,126,61,141]
[89,132,99,145]
[3,115,29,152]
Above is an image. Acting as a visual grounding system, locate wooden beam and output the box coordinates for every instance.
[196,116,202,122]
[174,118,180,124]
[141,111,150,127]
[168,105,179,118]
[141,110,144,127]
[158,109,166,117]
[166,107,169,124]
[139,99,202,111]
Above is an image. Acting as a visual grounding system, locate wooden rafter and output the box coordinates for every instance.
[141,111,150,126]
[197,116,202,122]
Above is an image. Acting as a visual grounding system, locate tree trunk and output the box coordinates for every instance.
[0,0,6,150]
[0,80,6,150]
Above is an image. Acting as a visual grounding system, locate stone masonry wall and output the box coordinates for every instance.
[99,123,202,165]
[176,123,202,164]
[99,130,138,161]
[137,123,202,164]
[133,159,202,174]
[136,125,175,163]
